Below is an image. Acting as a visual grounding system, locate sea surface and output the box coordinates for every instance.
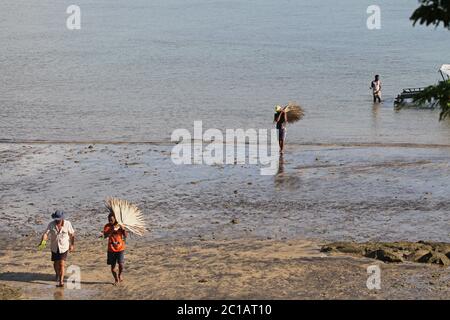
[1,0,450,145]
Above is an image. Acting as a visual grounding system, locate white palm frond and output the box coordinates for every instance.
[105,197,147,236]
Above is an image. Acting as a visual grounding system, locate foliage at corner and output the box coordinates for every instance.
[410,1,450,120]
[410,0,450,28]
[413,80,450,120]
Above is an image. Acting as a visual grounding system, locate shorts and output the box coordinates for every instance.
[107,251,125,265]
[278,128,286,141]
[51,249,68,261]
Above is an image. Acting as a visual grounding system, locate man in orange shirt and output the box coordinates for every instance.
[103,213,128,285]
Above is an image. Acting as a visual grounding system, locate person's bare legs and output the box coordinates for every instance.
[111,264,119,285]
[57,260,65,287]
[54,261,59,282]
[118,263,124,283]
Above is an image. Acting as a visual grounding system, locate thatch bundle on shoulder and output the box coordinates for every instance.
[105,197,147,236]
[283,102,305,123]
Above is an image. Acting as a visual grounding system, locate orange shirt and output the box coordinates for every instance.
[104,224,126,252]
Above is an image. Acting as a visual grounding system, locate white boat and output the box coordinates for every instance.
[439,64,450,81]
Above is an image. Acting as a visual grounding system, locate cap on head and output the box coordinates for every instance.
[275,105,282,112]
[51,210,65,221]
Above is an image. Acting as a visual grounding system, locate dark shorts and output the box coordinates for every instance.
[51,249,68,262]
[107,251,125,265]
[278,128,286,141]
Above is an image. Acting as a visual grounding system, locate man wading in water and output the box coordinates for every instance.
[274,105,288,154]
[38,210,75,287]
[370,74,382,103]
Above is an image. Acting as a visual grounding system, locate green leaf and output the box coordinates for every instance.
[410,0,450,29]
[412,80,450,120]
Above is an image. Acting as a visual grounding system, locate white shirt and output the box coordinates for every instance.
[45,220,75,253]
[372,80,381,94]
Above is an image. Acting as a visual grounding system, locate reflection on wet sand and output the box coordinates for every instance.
[277,154,285,175]
[53,288,64,300]
[274,154,302,190]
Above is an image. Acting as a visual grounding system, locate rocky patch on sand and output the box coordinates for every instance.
[321,241,450,266]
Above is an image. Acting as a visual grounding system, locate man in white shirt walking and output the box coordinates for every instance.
[39,210,75,287]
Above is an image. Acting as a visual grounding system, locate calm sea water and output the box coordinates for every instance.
[1,0,450,144]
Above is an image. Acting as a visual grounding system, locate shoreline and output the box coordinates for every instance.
[1,139,450,149]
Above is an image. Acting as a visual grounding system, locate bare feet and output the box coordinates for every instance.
[56,283,64,288]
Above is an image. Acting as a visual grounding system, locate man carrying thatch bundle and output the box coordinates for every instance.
[103,213,128,286]
[103,197,146,285]
[38,210,75,287]
[273,103,305,154]
[274,105,288,154]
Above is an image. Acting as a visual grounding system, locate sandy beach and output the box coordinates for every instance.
[0,237,449,300]
[0,142,449,299]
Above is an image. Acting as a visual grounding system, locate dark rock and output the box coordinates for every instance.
[417,252,433,263]
[410,249,432,263]
[320,242,364,255]
[417,252,450,266]
[321,241,450,266]
[365,249,403,263]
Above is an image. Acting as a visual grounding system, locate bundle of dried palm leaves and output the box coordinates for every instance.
[283,102,305,123]
[105,197,147,236]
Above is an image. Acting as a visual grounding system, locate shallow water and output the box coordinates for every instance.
[1,0,450,144]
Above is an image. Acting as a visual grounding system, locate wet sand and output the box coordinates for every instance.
[0,237,449,300]
[0,142,449,299]
[1,142,449,242]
